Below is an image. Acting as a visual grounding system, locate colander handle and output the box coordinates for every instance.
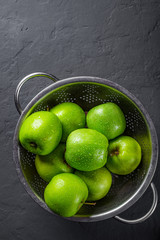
[14,72,58,114]
[114,182,158,224]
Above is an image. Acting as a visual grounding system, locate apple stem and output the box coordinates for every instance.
[30,142,37,148]
[84,202,96,206]
[46,107,50,111]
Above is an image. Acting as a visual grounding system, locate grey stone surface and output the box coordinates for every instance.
[0,0,160,239]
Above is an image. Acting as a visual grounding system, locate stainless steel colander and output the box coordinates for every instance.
[13,73,158,224]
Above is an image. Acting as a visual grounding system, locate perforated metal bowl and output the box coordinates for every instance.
[13,73,158,224]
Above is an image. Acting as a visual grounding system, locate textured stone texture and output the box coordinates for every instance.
[0,0,160,239]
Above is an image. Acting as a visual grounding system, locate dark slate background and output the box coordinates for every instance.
[0,0,160,239]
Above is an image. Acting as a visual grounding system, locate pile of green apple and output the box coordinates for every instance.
[19,102,141,217]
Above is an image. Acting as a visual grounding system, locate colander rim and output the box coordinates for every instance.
[13,76,158,222]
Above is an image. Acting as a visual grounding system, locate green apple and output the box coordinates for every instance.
[50,102,85,142]
[87,102,126,140]
[44,173,88,217]
[65,129,108,171]
[35,143,74,182]
[106,136,141,175]
[75,167,112,201]
[19,111,62,155]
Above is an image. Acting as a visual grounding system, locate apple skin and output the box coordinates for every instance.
[75,167,112,201]
[65,129,108,171]
[86,102,126,140]
[44,173,88,217]
[50,102,85,142]
[35,143,74,182]
[19,111,62,155]
[106,136,142,175]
